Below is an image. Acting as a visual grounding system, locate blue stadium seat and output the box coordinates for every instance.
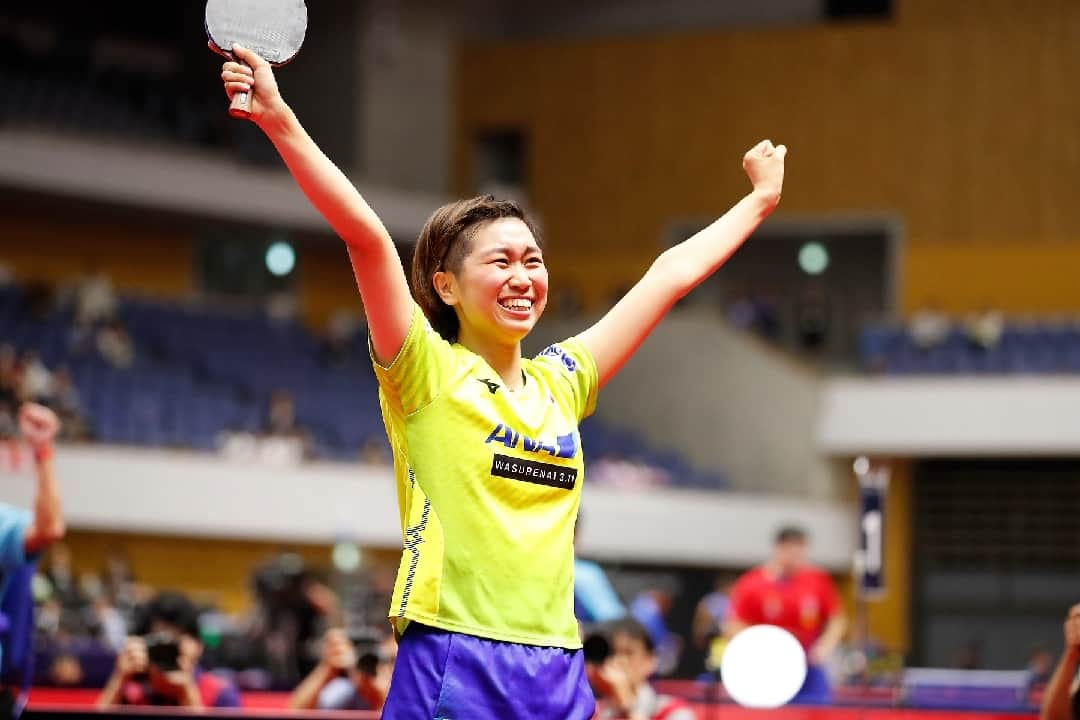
[2,282,712,485]
[861,318,1080,378]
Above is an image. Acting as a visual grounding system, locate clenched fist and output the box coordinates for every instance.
[19,403,60,449]
[321,628,357,672]
[743,139,786,208]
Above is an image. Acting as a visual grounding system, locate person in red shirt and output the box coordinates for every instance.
[726,526,847,705]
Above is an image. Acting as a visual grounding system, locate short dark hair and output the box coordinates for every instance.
[133,590,200,639]
[775,525,808,544]
[606,617,655,655]
[410,195,541,342]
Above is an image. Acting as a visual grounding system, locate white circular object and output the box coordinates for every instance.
[798,242,829,275]
[853,455,871,476]
[265,241,296,276]
[721,624,808,709]
[332,542,362,573]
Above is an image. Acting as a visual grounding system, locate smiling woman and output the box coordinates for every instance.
[409,197,548,383]
[215,35,783,719]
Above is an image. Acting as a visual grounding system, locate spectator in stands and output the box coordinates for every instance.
[963,305,1005,351]
[265,389,298,436]
[46,368,88,442]
[630,583,683,677]
[92,593,129,655]
[586,617,698,720]
[18,351,52,404]
[1039,604,1080,720]
[80,576,129,654]
[908,300,951,350]
[250,554,340,689]
[726,525,847,705]
[95,319,135,369]
[42,542,84,613]
[66,269,117,356]
[73,268,117,328]
[0,403,66,718]
[262,389,313,461]
[100,548,141,618]
[46,653,84,688]
[38,542,90,642]
[97,590,241,710]
[691,574,736,675]
[289,628,395,711]
[34,597,63,641]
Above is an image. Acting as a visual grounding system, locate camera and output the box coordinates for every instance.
[582,631,611,666]
[144,632,181,672]
[356,650,380,677]
[348,630,383,677]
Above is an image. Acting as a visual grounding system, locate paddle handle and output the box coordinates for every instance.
[229,59,253,119]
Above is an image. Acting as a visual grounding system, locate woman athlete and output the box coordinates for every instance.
[220,44,785,720]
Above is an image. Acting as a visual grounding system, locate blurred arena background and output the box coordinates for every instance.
[1,0,1078,717]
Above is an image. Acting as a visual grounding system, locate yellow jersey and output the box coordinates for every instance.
[372,304,598,649]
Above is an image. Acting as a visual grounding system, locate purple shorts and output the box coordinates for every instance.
[381,623,596,720]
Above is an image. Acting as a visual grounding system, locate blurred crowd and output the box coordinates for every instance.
[0,270,135,444]
[29,523,1063,716]
[27,529,835,710]
[31,543,400,712]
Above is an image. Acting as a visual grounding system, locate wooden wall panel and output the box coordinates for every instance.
[0,211,193,299]
[456,0,1080,314]
[53,530,399,615]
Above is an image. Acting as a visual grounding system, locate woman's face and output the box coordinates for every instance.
[437,217,548,346]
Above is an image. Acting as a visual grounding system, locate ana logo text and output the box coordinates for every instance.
[485,422,577,459]
[538,345,577,373]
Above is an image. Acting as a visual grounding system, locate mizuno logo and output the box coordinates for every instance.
[476,378,500,394]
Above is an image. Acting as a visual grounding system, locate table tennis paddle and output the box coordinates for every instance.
[205,0,308,119]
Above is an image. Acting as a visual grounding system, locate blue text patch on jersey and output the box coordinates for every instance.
[485,423,577,459]
[538,345,577,372]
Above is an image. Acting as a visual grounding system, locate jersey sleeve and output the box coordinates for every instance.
[0,506,30,573]
[370,303,457,416]
[533,337,599,421]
